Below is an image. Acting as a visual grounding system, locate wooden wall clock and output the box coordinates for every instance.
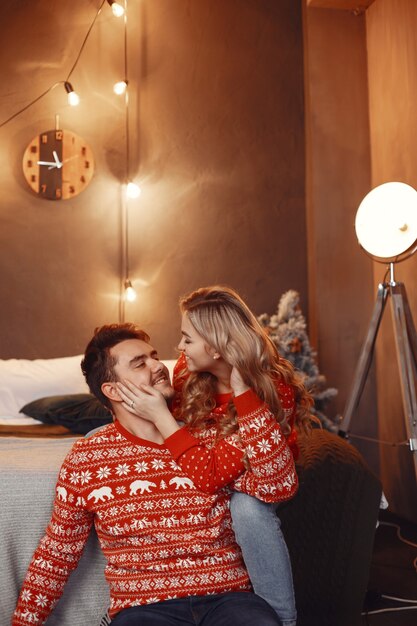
[22,129,95,200]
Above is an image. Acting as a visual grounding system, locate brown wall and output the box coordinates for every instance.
[0,0,307,360]
[366,0,417,521]
[303,6,377,470]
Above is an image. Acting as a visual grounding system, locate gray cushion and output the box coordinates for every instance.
[20,394,112,434]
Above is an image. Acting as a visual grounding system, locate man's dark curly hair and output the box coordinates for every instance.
[81,323,150,409]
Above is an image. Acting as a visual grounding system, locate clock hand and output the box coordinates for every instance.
[62,155,79,165]
[53,150,63,169]
[37,160,58,167]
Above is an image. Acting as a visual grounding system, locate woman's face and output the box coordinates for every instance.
[178,313,216,373]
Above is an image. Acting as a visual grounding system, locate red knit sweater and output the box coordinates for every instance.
[172,352,300,461]
[13,391,297,625]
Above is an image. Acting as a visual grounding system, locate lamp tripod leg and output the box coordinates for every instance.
[389,283,417,481]
[338,283,389,438]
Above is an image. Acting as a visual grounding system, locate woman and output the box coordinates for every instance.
[118,286,313,626]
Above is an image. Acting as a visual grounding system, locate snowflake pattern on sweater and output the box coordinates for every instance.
[172,351,300,460]
[165,389,298,502]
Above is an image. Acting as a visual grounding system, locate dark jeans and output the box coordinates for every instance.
[110,591,281,625]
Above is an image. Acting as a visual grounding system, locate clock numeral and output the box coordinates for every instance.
[84,160,90,169]
[55,130,63,140]
[27,160,33,167]
[81,146,86,156]
[55,188,62,199]
[30,145,37,154]
[41,184,47,194]
[69,186,75,194]
[31,175,36,183]
[41,134,48,144]
[80,175,86,183]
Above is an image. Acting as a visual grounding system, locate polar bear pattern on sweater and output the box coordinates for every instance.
[129,479,157,495]
[87,486,114,503]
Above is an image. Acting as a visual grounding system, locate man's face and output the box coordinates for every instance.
[109,339,175,401]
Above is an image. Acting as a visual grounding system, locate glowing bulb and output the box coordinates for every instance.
[124,280,137,302]
[113,80,128,95]
[68,91,80,106]
[126,182,141,199]
[108,1,125,17]
[64,81,80,106]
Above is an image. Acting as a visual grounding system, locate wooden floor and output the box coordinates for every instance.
[361,510,417,626]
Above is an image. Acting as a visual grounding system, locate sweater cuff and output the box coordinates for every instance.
[233,388,264,415]
[165,426,200,459]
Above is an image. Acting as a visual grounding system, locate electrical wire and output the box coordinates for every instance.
[120,0,130,323]
[378,520,417,572]
[0,82,62,129]
[379,520,417,550]
[362,605,417,615]
[362,519,417,617]
[381,595,417,603]
[66,0,106,82]
[347,433,410,447]
[124,0,130,183]
[0,0,106,129]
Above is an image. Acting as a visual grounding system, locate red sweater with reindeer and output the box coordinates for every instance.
[13,390,297,626]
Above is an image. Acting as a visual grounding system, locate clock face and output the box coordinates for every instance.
[22,129,94,200]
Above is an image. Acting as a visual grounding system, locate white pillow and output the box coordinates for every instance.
[0,355,88,418]
[0,356,177,419]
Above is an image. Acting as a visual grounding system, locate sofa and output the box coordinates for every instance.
[280,428,382,626]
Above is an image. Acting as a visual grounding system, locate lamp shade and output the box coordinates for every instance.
[355,182,417,261]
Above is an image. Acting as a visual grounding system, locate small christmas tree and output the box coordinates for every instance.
[258,290,339,431]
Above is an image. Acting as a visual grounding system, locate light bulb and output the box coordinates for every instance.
[64,81,80,106]
[124,280,137,302]
[113,80,128,95]
[126,182,141,199]
[108,1,125,17]
[68,91,80,106]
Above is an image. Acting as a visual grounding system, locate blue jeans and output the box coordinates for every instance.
[110,592,280,625]
[230,492,296,626]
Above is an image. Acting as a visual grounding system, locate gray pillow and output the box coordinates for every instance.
[20,394,112,434]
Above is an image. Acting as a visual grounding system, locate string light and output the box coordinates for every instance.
[119,0,142,322]
[107,0,125,17]
[64,81,80,106]
[124,279,137,302]
[126,182,141,199]
[1,0,140,323]
[113,80,128,95]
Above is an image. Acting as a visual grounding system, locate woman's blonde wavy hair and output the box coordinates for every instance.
[177,285,313,441]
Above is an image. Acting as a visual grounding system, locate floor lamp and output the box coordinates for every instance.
[338,182,417,484]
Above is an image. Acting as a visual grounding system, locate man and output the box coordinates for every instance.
[13,323,280,626]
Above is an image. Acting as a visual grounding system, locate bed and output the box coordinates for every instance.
[0,354,176,625]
